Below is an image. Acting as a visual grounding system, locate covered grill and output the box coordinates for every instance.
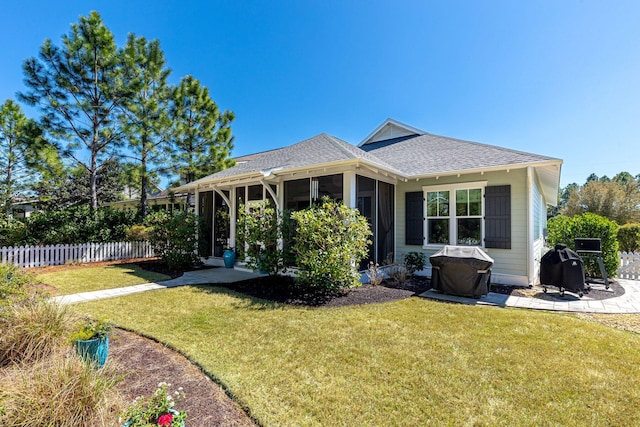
[539,244,586,297]
[429,246,494,298]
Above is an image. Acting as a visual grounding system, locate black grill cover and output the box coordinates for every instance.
[540,244,585,293]
[429,246,494,298]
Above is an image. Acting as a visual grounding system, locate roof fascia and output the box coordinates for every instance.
[405,160,563,181]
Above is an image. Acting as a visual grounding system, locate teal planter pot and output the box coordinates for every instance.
[223,249,236,268]
[75,335,109,368]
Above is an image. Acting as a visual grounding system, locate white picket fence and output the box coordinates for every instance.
[0,241,155,268]
[619,251,640,280]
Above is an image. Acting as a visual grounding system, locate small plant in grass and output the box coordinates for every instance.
[121,382,187,427]
[0,263,37,312]
[69,315,112,341]
[388,263,408,284]
[404,252,425,275]
[367,262,383,286]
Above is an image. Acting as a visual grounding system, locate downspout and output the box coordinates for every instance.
[526,166,535,286]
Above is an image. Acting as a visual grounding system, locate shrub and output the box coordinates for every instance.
[0,349,124,427]
[125,224,151,242]
[236,201,285,275]
[0,300,75,367]
[617,223,640,253]
[367,262,383,286]
[291,198,371,294]
[145,211,202,270]
[388,263,408,284]
[0,263,38,314]
[547,212,619,277]
[20,206,139,245]
[0,214,26,247]
[404,252,426,275]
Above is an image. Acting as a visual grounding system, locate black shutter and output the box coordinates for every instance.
[485,185,511,249]
[405,191,423,245]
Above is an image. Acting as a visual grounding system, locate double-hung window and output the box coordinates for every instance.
[424,182,486,247]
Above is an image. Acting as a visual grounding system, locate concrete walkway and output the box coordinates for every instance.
[52,268,262,305]
[419,278,640,313]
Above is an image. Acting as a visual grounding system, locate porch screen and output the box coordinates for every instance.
[377,181,395,263]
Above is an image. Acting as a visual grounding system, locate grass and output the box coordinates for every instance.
[76,285,640,426]
[36,264,170,295]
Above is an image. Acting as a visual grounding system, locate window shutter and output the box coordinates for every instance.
[485,185,511,249]
[405,191,423,245]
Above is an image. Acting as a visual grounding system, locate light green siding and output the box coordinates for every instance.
[395,169,528,283]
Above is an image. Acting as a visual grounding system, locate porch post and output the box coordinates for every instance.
[343,171,357,208]
[229,187,236,250]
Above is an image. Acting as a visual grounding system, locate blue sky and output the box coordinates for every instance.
[1,0,639,187]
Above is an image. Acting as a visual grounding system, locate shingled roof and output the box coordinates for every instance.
[363,132,559,177]
[186,133,403,186]
[179,119,561,193]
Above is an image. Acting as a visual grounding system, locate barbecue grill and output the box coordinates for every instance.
[539,244,586,297]
[574,238,610,289]
[429,246,494,298]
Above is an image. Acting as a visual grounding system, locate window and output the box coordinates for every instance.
[424,182,486,247]
[426,190,450,244]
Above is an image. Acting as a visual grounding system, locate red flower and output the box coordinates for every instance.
[157,412,173,426]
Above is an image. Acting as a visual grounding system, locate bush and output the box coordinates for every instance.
[0,349,124,427]
[547,212,619,277]
[237,201,285,275]
[404,252,426,275]
[291,198,371,294]
[0,214,26,247]
[0,263,38,314]
[0,301,76,367]
[125,224,151,242]
[618,223,640,253]
[388,263,408,284]
[19,206,139,245]
[145,211,202,270]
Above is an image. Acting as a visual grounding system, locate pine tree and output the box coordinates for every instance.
[0,99,52,214]
[169,75,235,191]
[18,11,129,210]
[120,34,172,217]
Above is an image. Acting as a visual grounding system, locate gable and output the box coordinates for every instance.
[359,118,425,147]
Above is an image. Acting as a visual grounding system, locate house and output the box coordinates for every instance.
[111,188,189,213]
[175,119,562,286]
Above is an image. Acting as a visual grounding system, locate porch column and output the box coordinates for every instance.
[343,171,357,208]
[194,188,200,253]
[229,187,236,250]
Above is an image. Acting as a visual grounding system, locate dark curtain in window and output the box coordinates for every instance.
[377,182,395,264]
[198,191,213,257]
[357,175,376,269]
[284,178,310,211]
[213,192,230,257]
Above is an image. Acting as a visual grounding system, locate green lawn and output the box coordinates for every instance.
[76,285,640,426]
[37,264,170,295]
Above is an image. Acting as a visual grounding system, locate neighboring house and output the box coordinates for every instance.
[9,198,39,218]
[175,119,562,286]
[111,188,189,213]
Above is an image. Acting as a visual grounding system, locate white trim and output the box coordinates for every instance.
[422,181,488,248]
[526,166,535,285]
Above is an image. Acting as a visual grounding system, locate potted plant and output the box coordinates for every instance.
[121,382,187,427]
[223,246,236,268]
[70,315,112,368]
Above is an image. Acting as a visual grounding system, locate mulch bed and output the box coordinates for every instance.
[110,329,255,426]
